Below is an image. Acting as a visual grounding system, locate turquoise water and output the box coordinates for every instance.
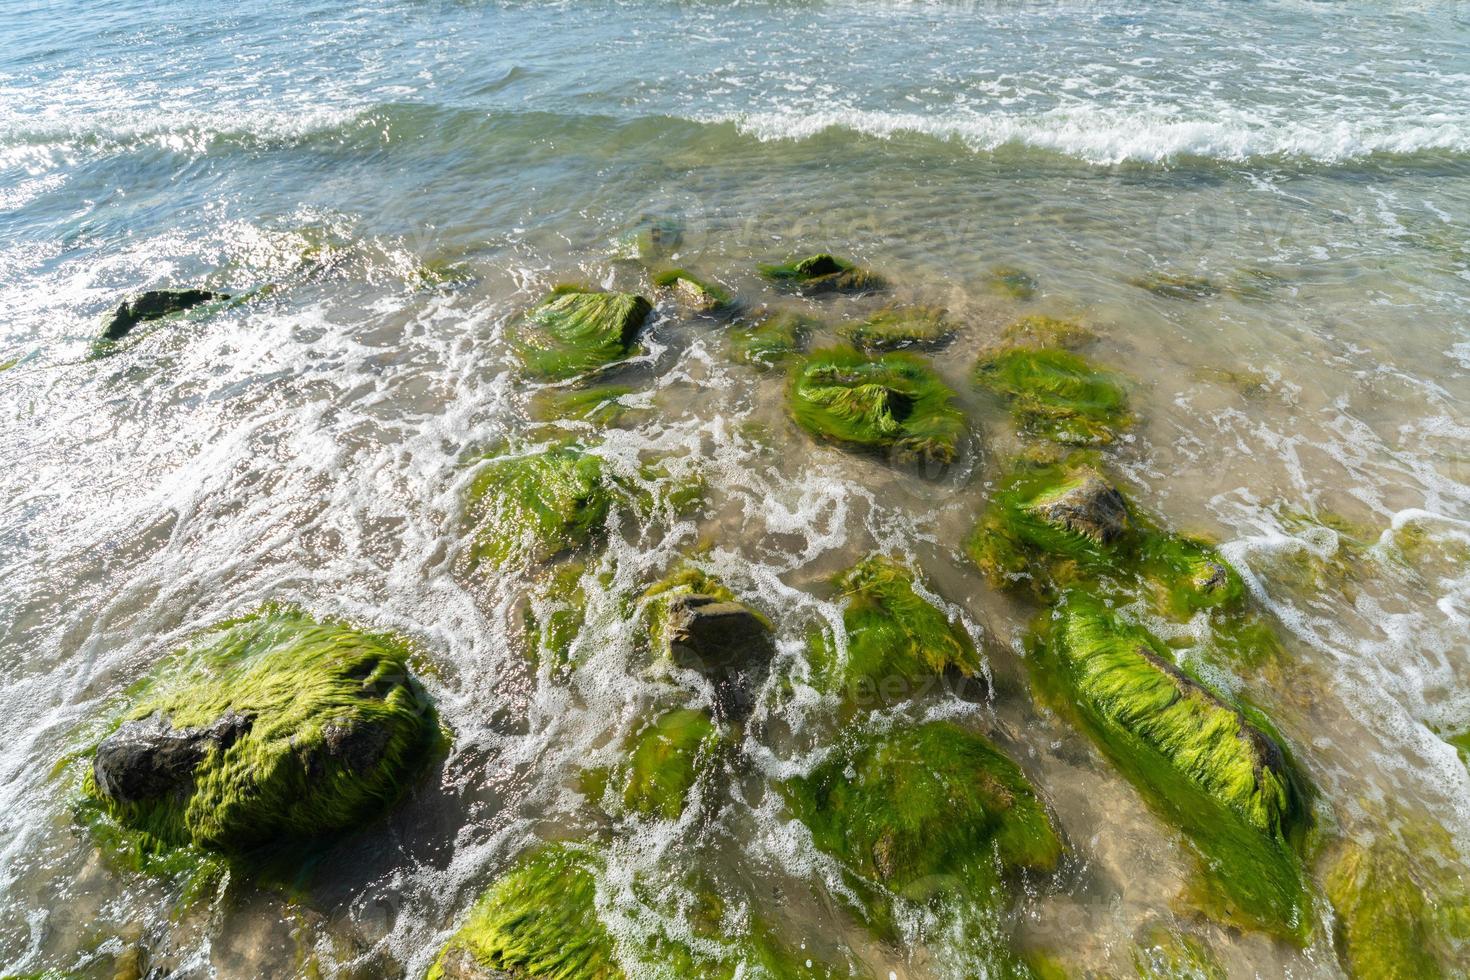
[2,1,1470,976]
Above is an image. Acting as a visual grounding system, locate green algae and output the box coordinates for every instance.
[515,285,652,380]
[1192,365,1270,397]
[83,607,440,859]
[525,561,589,677]
[602,708,723,821]
[974,346,1131,445]
[730,310,814,367]
[838,304,954,351]
[758,253,885,295]
[1325,839,1447,980]
[1031,596,1312,941]
[653,268,734,314]
[789,346,966,467]
[427,844,621,980]
[529,383,642,426]
[1131,923,1225,980]
[999,315,1095,352]
[807,554,982,704]
[641,566,743,652]
[465,444,615,570]
[1129,272,1222,301]
[986,266,1038,301]
[616,217,684,262]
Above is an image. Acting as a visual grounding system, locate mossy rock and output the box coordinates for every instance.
[1129,272,1221,301]
[758,253,885,295]
[653,268,734,315]
[428,844,621,980]
[587,708,723,821]
[524,562,589,677]
[808,554,983,705]
[1325,838,1463,980]
[464,445,616,570]
[529,383,642,426]
[1131,922,1225,980]
[617,217,684,261]
[998,315,1094,351]
[515,286,652,380]
[83,608,439,858]
[782,720,1060,949]
[730,310,814,367]
[789,346,966,467]
[967,454,1244,617]
[838,304,954,352]
[101,287,228,342]
[1031,595,1312,941]
[974,345,1131,445]
[986,266,1038,301]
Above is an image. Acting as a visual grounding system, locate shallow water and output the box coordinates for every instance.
[2,0,1469,976]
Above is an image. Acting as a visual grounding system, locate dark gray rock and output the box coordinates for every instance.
[665,594,775,722]
[93,710,253,804]
[1031,471,1130,544]
[101,288,226,341]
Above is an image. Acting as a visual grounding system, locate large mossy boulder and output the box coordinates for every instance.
[968,454,1244,616]
[1325,839,1450,980]
[643,568,775,722]
[101,288,227,341]
[1032,595,1312,940]
[788,346,966,467]
[973,318,1130,445]
[838,305,954,352]
[464,445,616,570]
[782,720,1060,952]
[809,554,983,705]
[515,286,652,380]
[85,608,439,857]
[758,253,885,295]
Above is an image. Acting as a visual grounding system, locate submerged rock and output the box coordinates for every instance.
[730,309,814,367]
[1326,839,1449,980]
[85,608,439,856]
[1129,272,1221,301]
[788,346,966,467]
[515,285,652,380]
[1034,595,1311,939]
[589,707,724,820]
[529,383,641,426]
[653,268,734,315]
[985,265,1038,301]
[644,567,775,722]
[838,304,954,351]
[758,253,885,295]
[101,288,226,341]
[809,554,984,705]
[464,444,615,570]
[973,344,1131,445]
[998,314,1094,351]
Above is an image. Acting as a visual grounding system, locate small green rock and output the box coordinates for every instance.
[1129,272,1222,301]
[1325,839,1446,980]
[653,268,734,315]
[464,445,615,570]
[986,266,1039,301]
[758,253,885,295]
[974,346,1131,445]
[515,286,652,380]
[101,288,227,342]
[730,310,814,367]
[529,383,641,426]
[838,304,954,351]
[608,708,723,820]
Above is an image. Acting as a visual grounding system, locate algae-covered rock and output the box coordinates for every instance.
[1325,839,1446,980]
[986,266,1038,301]
[515,286,652,380]
[101,288,227,341]
[643,568,775,722]
[617,217,683,262]
[809,554,983,704]
[974,345,1131,445]
[789,346,966,467]
[730,310,814,367]
[758,253,885,295]
[428,844,621,980]
[595,708,723,821]
[1032,595,1311,940]
[464,445,615,570]
[782,720,1060,935]
[1131,923,1225,980]
[85,608,438,856]
[529,383,641,426]
[524,561,588,677]
[653,268,734,315]
[998,315,1094,352]
[838,304,954,352]
[1129,272,1221,302]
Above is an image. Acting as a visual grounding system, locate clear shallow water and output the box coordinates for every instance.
[2,0,1469,976]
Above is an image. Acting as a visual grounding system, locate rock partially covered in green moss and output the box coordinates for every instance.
[974,345,1130,445]
[86,608,438,856]
[730,310,814,367]
[1326,839,1447,980]
[789,346,966,467]
[758,254,885,295]
[524,562,588,677]
[1033,596,1311,940]
[783,720,1060,937]
[839,305,954,351]
[595,708,723,821]
[101,288,228,341]
[515,286,652,380]
[986,266,1038,301]
[643,568,775,722]
[465,445,615,570]
[529,383,641,426]
[653,268,734,315]
[1129,272,1221,301]
[809,554,983,704]
[428,844,621,980]
[1131,922,1225,980]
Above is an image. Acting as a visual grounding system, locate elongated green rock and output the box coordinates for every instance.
[653,268,734,314]
[465,445,614,570]
[428,844,621,980]
[101,288,227,341]
[1033,596,1311,940]
[789,346,966,466]
[838,305,953,351]
[516,286,652,379]
[974,346,1131,445]
[730,310,814,367]
[85,608,439,856]
[809,554,982,703]
[758,253,884,295]
[524,561,588,676]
